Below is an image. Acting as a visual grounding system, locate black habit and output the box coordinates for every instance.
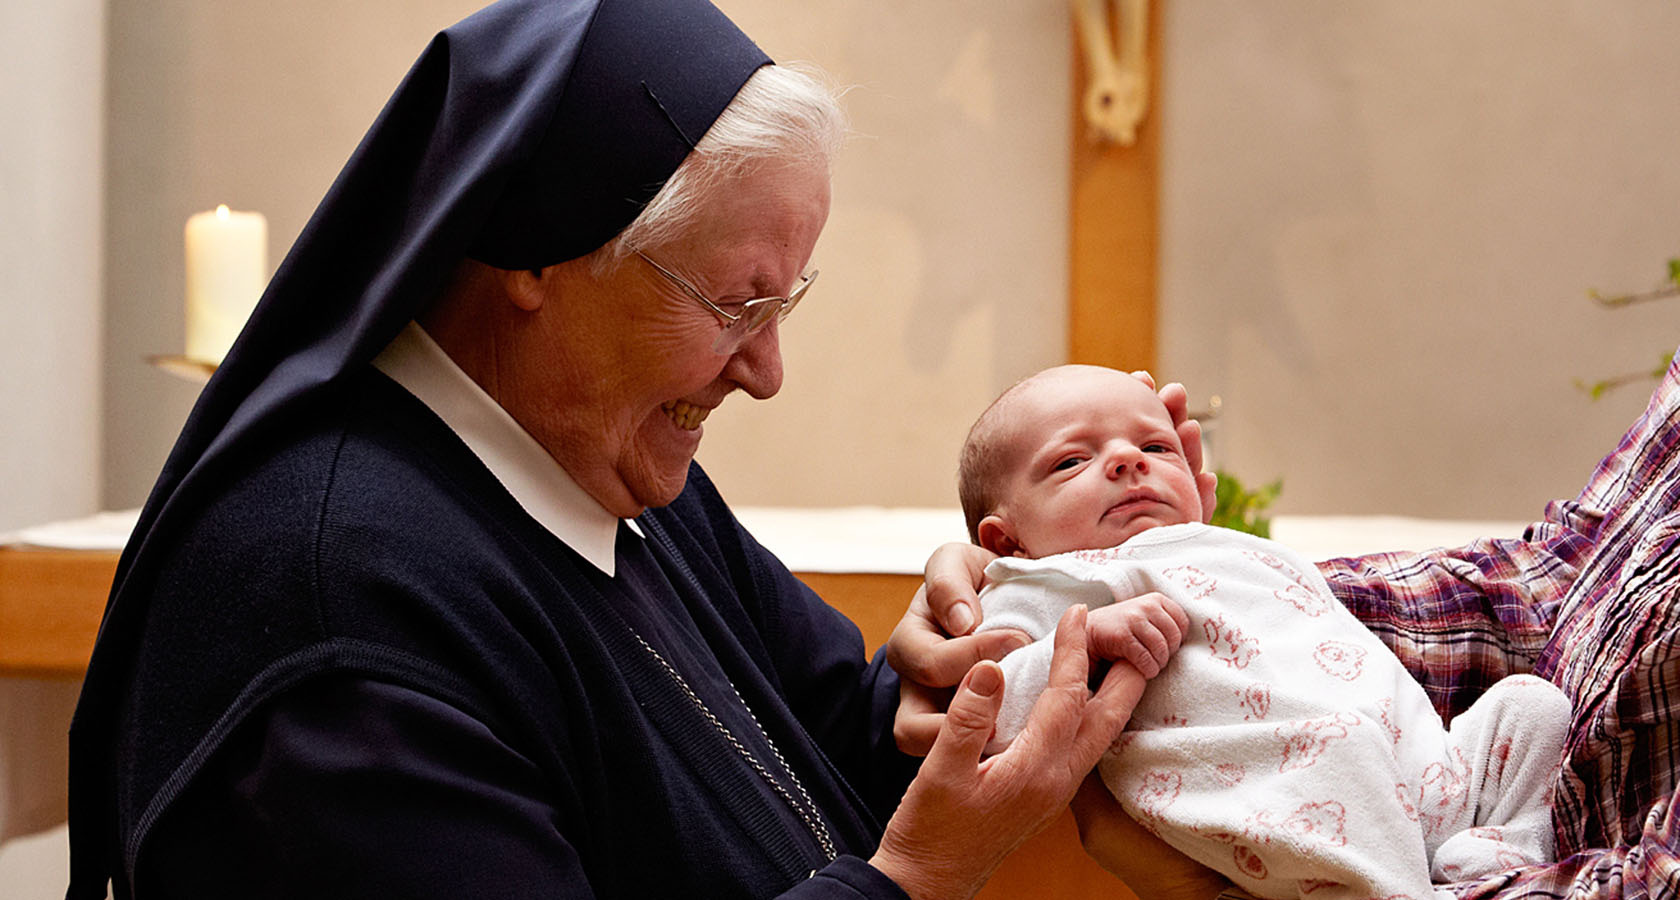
[67,1,919,896]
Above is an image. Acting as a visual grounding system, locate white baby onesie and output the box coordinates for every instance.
[978,523,1570,900]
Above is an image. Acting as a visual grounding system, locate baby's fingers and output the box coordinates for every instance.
[1162,595,1190,639]
[1139,599,1187,657]
[1086,600,1177,677]
[1093,621,1164,677]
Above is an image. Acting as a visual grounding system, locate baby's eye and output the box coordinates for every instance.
[1142,443,1174,454]
[1052,456,1086,471]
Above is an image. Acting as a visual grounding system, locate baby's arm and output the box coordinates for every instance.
[978,574,1185,753]
[975,575,1075,753]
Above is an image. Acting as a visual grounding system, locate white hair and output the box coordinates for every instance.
[594,62,848,270]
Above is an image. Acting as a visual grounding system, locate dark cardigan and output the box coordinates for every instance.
[98,370,918,897]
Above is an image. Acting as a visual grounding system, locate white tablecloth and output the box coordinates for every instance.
[7,507,1530,568]
[1,506,1531,843]
[730,507,1530,574]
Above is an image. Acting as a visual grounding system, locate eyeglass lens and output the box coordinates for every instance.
[712,301,781,353]
[708,271,816,353]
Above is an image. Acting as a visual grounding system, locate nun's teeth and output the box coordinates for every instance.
[663,400,710,431]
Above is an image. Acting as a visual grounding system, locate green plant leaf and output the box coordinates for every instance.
[1579,255,1679,398]
[1210,469,1282,538]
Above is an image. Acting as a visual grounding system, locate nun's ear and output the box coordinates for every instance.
[501,266,548,312]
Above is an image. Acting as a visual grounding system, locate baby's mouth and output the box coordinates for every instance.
[663,400,711,431]
[1106,489,1162,516]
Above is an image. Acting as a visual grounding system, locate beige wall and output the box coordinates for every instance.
[101,0,488,510]
[97,0,1680,522]
[1157,0,1680,520]
[0,0,103,892]
[696,1,1072,508]
[97,0,1071,513]
[1,0,103,534]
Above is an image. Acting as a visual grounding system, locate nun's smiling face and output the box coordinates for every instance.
[513,159,830,517]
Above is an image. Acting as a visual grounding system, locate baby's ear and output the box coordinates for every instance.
[977,515,1027,558]
[1197,470,1219,525]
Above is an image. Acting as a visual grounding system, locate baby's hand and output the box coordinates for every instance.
[1086,592,1188,678]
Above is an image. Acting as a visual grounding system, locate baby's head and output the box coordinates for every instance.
[959,365,1214,559]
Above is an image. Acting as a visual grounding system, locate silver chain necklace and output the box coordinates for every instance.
[630,632,838,863]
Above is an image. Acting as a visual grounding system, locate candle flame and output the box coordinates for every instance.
[215,204,230,219]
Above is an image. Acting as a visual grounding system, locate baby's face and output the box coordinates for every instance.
[984,367,1204,557]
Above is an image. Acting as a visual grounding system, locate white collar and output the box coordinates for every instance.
[371,321,638,576]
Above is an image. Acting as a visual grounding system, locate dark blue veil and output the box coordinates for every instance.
[68,1,768,894]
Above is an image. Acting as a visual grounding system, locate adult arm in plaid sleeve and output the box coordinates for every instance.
[1312,496,1599,722]
[1325,352,1680,900]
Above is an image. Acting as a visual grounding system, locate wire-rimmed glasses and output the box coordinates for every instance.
[634,250,817,354]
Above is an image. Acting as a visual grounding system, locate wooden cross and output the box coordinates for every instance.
[1069,0,1161,375]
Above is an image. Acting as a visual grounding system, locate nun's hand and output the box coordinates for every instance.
[886,542,1023,757]
[870,606,1145,900]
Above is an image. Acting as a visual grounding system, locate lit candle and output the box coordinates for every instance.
[184,205,267,365]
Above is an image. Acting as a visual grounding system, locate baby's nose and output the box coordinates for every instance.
[1106,444,1147,478]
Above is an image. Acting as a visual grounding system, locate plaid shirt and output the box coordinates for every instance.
[1318,352,1680,900]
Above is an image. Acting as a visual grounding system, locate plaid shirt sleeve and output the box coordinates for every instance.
[1313,498,1597,723]
[1314,350,1680,900]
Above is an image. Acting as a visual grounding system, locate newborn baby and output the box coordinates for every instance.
[959,364,1571,900]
